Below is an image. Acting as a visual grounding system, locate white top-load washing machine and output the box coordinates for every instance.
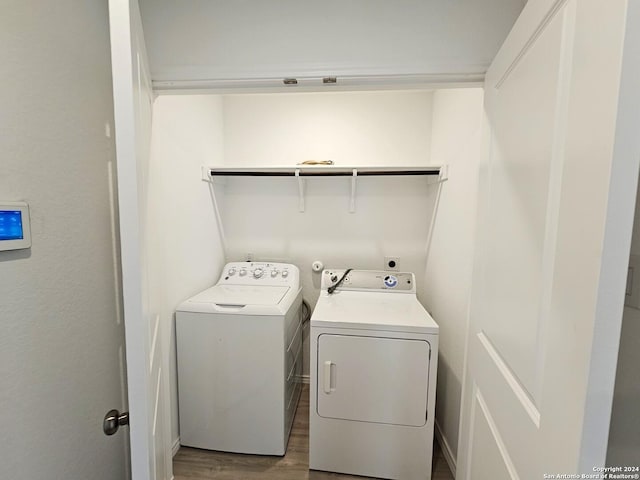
[310,269,439,480]
[176,261,303,455]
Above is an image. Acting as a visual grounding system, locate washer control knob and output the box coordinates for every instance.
[239,268,247,277]
[228,268,236,276]
[271,269,279,277]
[253,268,264,278]
[282,270,289,278]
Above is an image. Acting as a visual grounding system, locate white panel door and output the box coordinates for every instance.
[109,1,170,479]
[317,334,430,427]
[458,0,640,478]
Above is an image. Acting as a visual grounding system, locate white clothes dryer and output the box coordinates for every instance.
[176,261,303,455]
[310,269,439,480]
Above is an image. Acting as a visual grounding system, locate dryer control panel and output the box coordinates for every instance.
[321,269,415,293]
[219,261,300,288]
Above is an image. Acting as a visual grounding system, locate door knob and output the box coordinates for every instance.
[103,409,129,436]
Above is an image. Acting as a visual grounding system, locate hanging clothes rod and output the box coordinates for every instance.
[208,166,441,177]
[209,170,440,177]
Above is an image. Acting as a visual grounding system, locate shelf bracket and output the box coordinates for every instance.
[295,169,305,213]
[438,164,449,183]
[349,169,358,213]
[205,175,228,258]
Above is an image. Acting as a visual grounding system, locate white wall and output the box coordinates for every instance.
[607,177,640,465]
[139,0,526,83]
[420,89,483,472]
[220,91,437,377]
[148,95,226,448]
[0,2,127,479]
[223,91,433,166]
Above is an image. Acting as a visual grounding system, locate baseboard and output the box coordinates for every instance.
[296,374,310,384]
[435,420,457,478]
[172,437,181,458]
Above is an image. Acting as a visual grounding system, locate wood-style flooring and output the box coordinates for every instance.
[174,385,455,480]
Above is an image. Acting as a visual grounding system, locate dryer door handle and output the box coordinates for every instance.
[323,361,335,394]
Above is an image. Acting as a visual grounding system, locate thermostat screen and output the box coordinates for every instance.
[0,210,24,241]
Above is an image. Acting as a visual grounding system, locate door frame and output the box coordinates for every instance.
[109,0,640,476]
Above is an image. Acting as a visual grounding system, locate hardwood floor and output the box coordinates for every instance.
[174,385,455,480]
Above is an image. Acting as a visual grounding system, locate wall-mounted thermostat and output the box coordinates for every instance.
[0,202,32,251]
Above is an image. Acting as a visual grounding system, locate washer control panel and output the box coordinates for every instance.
[220,262,299,287]
[321,269,415,293]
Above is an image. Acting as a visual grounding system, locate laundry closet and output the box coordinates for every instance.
[147,86,482,471]
[109,1,640,479]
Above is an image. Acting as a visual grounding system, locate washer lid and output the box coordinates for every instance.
[311,291,439,334]
[187,284,290,306]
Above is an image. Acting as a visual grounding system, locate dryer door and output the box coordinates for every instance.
[316,334,430,427]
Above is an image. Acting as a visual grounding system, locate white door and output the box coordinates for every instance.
[317,334,430,427]
[109,1,171,479]
[458,0,640,478]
